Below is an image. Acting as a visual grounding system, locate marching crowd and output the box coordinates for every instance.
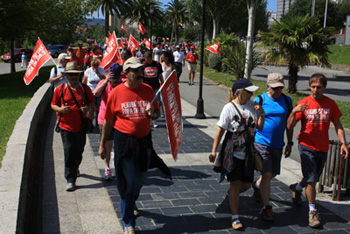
[48,39,348,233]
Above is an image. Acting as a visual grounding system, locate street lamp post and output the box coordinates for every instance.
[194,0,206,119]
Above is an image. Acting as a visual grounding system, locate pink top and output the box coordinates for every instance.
[97,80,115,125]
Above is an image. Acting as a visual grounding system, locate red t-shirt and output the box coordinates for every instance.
[51,83,94,132]
[296,95,342,152]
[74,48,85,65]
[84,53,90,64]
[104,83,160,138]
[186,52,198,64]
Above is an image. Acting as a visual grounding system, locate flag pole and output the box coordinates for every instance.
[150,70,176,104]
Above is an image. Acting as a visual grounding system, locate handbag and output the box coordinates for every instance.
[230,101,263,172]
[66,83,92,132]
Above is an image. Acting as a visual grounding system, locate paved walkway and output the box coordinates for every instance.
[41,69,350,233]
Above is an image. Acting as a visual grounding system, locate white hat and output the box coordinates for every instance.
[57,53,71,63]
[123,57,143,72]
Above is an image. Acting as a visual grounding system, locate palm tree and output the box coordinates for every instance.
[259,15,333,93]
[86,0,132,37]
[124,0,163,37]
[165,0,188,42]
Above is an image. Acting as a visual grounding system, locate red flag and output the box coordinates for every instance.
[205,43,220,54]
[117,39,124,48]
[143,38,151,49]
[127,34,140,53]
[100,31,118,69]
[105,31,113,44]
[160,71,182,160]
[121,25,127,34]
[123,37,128,46]
[108,31,112,37]
[24,38,51,85]
[138,22,146,34]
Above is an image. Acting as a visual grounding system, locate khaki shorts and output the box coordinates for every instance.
[188,63,197,72]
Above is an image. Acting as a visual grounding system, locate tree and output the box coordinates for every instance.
[165,0,189,42]
[259,15,333,93]
[0,0,86,73]
[244,0,259,79]
[286,0,343,28]
[123,0,163,38]
[85,0,132,37]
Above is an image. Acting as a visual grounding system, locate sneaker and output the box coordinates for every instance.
[232,219,243,230]
[289,183,302,207]
[124,226,135,234]
[260,205,274,221]
[77,168,80,177]
[252,181,262,202]
[104,168,112,181]
[309,209,321,228]
[134,204,139,216]
[66,182,75,192]
[188,81,191,86]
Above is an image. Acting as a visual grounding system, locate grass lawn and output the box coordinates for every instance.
[328,45,350,66]
[203,66,350,129]
[0,66,52,168]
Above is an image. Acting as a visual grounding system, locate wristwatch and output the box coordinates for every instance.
[288,141,294,146]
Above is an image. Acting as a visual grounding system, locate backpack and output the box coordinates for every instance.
[257,93,292,121]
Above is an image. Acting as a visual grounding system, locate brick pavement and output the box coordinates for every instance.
[87,112,350,233]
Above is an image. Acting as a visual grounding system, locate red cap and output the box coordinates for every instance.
[190,45,195,49]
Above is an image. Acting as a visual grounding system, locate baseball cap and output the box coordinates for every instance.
[190,45,195,49]
[123,57,143,72]
[109,63,122,79]
[57,53,71,63]
[232,79,259,93]
[267,73,284,88]
[62,62,83,74]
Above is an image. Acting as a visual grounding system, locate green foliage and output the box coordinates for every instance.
[81,26,105,45]
[182,24,201,42]
[260,15,333,67]
[208,54,222,71]
[165,0,189,42]
[221,42,259,79]
[286,0,349,29]
[0,66,51,167]
[328,45,350,65]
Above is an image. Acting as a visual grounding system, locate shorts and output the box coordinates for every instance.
[254,142,283,174]
[99,125,114,141]
[226,157,254,183]
[188,63,197,72]
[299,143,327,183]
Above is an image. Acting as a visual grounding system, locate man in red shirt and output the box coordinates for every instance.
[185,45,198,85]
[51,62,94,192]
[74,42,85,68]
[99,57,160,234]
[287,73,348,228]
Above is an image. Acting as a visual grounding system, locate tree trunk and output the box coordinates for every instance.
[10,39,16,73]
[105,10,109,37]
[288,64,299,93]
[211,14,220,41]
[244,0,258,79]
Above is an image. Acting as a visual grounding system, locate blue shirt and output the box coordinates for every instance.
[253,92,292,149]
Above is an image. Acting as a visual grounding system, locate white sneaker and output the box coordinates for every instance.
[66,182,75,192]
[104,168,112,181]
[124,226,135,234]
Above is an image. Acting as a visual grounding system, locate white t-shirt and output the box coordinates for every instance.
[153,47,162,62]
[217,100,258,160]
[161,63,173,80]
[50,65,67,90]
[84,67,105,92]
[173,51,184,63]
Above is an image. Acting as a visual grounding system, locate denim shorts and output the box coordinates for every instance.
[299,143,327,183]
[254,142,283,174]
